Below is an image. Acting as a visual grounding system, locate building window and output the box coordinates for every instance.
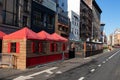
[33,11,44,27]
[23,0,28,12]
[47,15,54,24]
[11,42,16,53]
[3,0,18,26]
[58,25,62,31]
[23,16,27,27]
[72,21,74,25]
[62,3,64,7]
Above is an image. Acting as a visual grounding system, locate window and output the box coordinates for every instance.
[3,0,18,26]
[32,42,35,53]
[50,43,54,52]
[8,42,20,53]
[5,12,13,25]
[35,42,39,53]
[11,42,16,53]
[33,11,44,26]
[39,42,43,53]
[71,28,74,34]
[62,43,66,51]
[23,0,28,12]
[48,15,53,25]
[32,41,39,53]
[23,16,27,27]
[48,24,53,29]
[72,21,74,24]
[54,43,58,52]
[62,3,64,7]
[58,25,62,31]
[47,15,54,29]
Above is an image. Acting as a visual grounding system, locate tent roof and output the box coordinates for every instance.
[3,27,42,40]
[0,31,6,39]
[37,30,54,41]
[51,33,68,42]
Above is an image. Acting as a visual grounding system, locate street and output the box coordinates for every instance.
[85,49,120,80]
[0,49,120,80]
[47,49,120,80]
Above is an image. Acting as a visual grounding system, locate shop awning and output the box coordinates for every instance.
[37,30,54,41]
[0,31,6,39]
[51,33,68,42]
[3,27,42,40]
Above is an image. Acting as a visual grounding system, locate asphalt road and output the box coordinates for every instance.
[85,49,120,80]
[47,49,120,80]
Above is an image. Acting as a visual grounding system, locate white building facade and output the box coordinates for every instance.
[68,0,81,41]
[68,11,80,41]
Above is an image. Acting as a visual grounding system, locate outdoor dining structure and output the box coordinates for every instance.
[2,27,68,70]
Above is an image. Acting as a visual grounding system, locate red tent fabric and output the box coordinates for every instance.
[51,33,68,42]
[37,31,54,41]
[0,31,6,39]
[3,27,42,40]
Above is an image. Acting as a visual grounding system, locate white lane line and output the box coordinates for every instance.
[102,61,106,64]
[56,71,62,74]
[90,69,95,72]
[78,77,85,80]
[46,70,53,74]
[108,50,120,59]
[13,67,58,80]
[106,59,109,61]
[98,64,101,67]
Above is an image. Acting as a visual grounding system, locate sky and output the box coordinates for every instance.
[96,0,120,36]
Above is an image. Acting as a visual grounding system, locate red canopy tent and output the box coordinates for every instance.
[37,30,54,41]
[3,27,42,40]
[0,31,6,39]
[51,33,68,42]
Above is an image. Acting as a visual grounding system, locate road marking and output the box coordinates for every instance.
[84,57,90,60]
[78,77,85,80]
[106,59,109,61]
[108,50,120,59]
[90,69,95,72]
[102,61,106,63]
[13,67,58,80]
[13,76,33,80]
[46,70,53,74]
[45,74,50,77]
[56,71,62,74]
[98,64,101,67]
